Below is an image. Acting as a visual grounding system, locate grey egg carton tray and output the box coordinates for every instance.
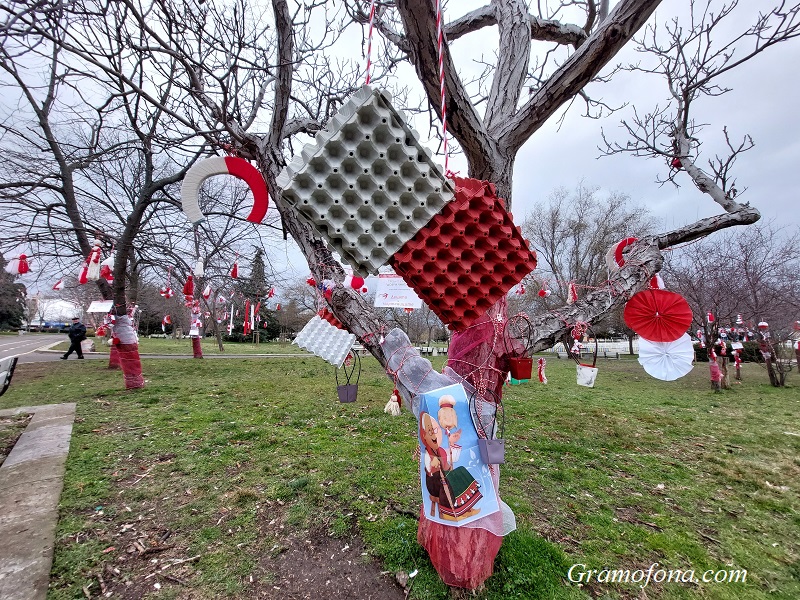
[293,315,356,368]
[277,85,454,275]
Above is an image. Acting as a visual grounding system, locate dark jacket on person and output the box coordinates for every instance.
[68,322,87,342]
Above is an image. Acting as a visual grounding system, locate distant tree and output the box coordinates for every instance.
[0,255,24,330]
[522,183,653,304]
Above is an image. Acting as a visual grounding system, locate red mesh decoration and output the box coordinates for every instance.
[108,344,121,370]
[118,343,144,389]
[390,176,537,331]
[318,308,345,330]
[192,336,203,359]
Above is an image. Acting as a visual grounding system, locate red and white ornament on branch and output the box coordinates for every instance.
[99,254,114,284]
[230,260,239,279]
[85,240,103,281]
[537,288,551,298]
[344,274,368,293]
[5,253,30,275]
[202,284,212,300]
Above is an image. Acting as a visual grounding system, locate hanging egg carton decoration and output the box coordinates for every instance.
[389,176,538,331]
[293,314,356,368]
[277,85,454,275]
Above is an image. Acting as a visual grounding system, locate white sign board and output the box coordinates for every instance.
[374,274,423,309]
[86,300,114,313]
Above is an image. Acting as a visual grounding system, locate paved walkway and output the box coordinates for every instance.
[0,403,76,600]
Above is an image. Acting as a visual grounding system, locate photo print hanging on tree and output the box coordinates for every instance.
[417,384,500,527]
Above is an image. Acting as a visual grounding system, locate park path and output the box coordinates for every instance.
[0,403,76,600]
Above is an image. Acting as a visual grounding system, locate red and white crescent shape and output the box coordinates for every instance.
[181,156,269,225]
[605,237,638,271]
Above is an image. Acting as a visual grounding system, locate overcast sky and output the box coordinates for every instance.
[271,0,800,279]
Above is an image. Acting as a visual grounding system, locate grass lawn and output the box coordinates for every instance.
[1,355,798,599]
[51,337,307,355]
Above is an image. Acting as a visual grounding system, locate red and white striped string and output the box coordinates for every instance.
[365,0,377,85]
[435,0,449,172]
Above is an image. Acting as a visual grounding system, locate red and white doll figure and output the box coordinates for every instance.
[5,253,30,275]
[99,253,114,284]
[85,240,103,281]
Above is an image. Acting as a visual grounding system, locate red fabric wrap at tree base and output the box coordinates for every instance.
[118,343,144,389]
[417,506,504,588]
[108,344,121,370]
[623,289,693,343]
[390,175,537,331]
[192,336,203,359]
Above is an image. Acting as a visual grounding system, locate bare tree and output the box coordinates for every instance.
[4,0,800,589]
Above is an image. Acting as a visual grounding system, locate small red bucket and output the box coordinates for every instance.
[509,357,533,380]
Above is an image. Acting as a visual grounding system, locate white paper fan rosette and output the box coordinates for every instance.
[637,333,694,381]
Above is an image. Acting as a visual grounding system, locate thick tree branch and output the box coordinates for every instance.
[497,0,662,153]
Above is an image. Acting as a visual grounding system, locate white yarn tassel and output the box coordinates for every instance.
[384,393,401,416]
[193,258,204,277]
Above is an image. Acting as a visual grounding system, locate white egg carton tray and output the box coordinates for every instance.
[293,315,355,368]
[277,85,454,275]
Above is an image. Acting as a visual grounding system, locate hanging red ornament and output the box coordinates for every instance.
[537,358,547,384]
[183,274,194,296]
[275,303,282,311]
[306,276,316,287]
[707,312,715,323]
[52,279,64,291]
[202,284,211,300]
[344,274,366,292]
[159,286,174,298]
[605,237,638,271]
[267,287,275,298]
[624,290,693,343]
[162,315,172,325]
[5,253,30,275]
[78,262,89,285]
[403,307,414,314]
[567,281,578,304]
[671,157,683,169]
[537,288,551,298]
[230,261,239,278]
[324,288,333,300]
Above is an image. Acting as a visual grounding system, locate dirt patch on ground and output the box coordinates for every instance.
[256,527,405,600]
[6,362,56,386]
[0,413,32,467]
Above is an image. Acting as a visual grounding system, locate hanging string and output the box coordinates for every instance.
[364,0,377,85]
[435,0,449,173]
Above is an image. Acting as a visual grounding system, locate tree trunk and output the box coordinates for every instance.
[720,356,731,389]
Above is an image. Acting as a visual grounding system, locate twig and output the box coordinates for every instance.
[140,544,175,557]
[144,555,201,579]
[389,504,419,519]
[698,531,721,544]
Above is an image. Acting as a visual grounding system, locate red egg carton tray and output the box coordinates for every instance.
[318,308,345,330]
[389,176,537,331]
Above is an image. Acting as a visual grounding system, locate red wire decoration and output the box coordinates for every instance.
[623,289,693,343]
[364,0,376,84]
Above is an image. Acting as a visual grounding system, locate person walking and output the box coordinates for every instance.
[61,316,87,359]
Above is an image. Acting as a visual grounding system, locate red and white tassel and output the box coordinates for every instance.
[267,287,275,298]
[537,358,547,384]
[5,253,30,275]
[567,281,578,305]
[85,241,102,281]
[78,262,89,285]
[649,273,664,289]
[159,286,174,298]
[230,261,239,279]
[202,284,211,300]
[183,274,194,297]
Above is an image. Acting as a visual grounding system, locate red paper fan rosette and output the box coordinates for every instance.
[623,289,693,343]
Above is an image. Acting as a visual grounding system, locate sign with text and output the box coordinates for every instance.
[86,300,114,313]
[374,274,423,309]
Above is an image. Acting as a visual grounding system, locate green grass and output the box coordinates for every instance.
[51,336,307,355]
[1,356,798,599]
